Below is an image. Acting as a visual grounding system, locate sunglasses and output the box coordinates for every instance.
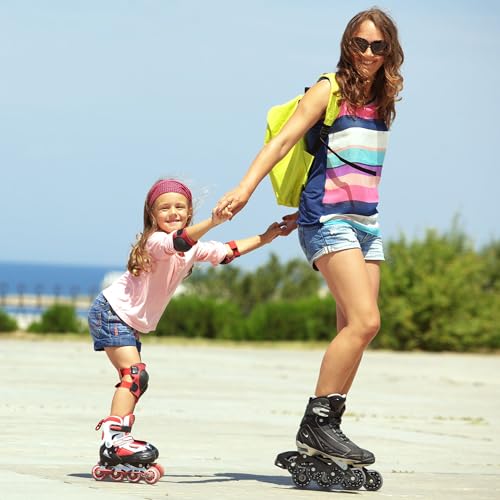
[352,37,387,56]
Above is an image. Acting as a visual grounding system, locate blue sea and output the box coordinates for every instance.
[0,261,124,320]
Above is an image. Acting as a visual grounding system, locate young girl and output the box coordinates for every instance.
[88,178,286,483]
[216,8,404,489]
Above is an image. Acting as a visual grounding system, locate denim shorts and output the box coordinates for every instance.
[298,222,385,270]
[88,292,142,352]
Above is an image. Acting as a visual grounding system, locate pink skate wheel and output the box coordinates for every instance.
[111,469,126,481]
[91,465,107,481]
[144,466,161,484]
[128,471,141,482]
[153,463,165,476]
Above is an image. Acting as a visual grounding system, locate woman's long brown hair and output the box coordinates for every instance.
[336,8,404,127]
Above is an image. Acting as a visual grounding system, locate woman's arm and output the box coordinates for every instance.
[216,79,331,216]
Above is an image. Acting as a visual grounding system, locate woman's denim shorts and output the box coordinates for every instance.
[88,292,142,352]
[298,222,385,270]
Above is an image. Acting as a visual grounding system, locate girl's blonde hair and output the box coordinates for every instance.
[336,8,404,127]
[127,179,193,276]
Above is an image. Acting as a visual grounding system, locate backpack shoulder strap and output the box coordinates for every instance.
[319,72,340,127]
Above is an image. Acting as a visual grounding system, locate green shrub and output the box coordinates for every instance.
[375,228,500,351]
[27,304,83,333]
[245,297,336,341]
[0,309,18,332]
[154,295,244,339]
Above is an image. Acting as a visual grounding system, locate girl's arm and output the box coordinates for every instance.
[223,220,289,262]
[180,208,232,244]
[215,79,330,217]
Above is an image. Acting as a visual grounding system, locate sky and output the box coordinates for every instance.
[1,0,499,272]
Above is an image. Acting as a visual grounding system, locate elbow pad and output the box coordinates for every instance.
[173,229,197,252]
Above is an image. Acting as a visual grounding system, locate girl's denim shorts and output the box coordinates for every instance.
[298,222,385,270]
[88,292,142,352]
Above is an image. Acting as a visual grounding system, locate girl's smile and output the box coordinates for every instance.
[152,192,192,234]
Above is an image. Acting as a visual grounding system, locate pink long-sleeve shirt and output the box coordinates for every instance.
[103,231,227,333]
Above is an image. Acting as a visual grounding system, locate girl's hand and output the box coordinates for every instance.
[261,221,289,243]
[215,185,251,218]
[211,206,233,226]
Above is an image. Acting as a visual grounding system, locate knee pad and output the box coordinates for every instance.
[116,363,149,400]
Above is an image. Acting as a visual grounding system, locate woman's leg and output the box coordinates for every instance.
[314,250,381,397]
[335,260,381,395]
[105,345,142,416]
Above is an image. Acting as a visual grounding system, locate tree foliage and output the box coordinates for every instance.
[156,228,500,351]
[8,224,499,352]
[186,253,322,314]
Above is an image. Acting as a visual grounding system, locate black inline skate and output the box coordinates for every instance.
[275,395,383,491]
[91,414,164,484]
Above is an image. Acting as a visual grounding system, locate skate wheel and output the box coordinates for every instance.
[111,470,126,481]
[364,469,383,491]
[91,465,107,481]
[144,466,161,484]
[291,466,311,488]
[152,463,165,477]
[341,467,365,490]
[314,471,334,489]
[128,471,141,483]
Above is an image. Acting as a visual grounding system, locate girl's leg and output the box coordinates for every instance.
[335,260,381,395]
[314,249,380,397]
[104,345,142,416]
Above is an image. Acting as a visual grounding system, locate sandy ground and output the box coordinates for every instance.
[1,336,499,499]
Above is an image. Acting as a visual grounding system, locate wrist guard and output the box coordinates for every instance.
[221,240,241,265]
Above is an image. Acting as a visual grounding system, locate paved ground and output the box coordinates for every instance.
[1,336,499,499]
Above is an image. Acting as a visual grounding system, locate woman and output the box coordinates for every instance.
[216,8,404,470]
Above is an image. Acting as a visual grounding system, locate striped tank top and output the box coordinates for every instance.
[298,99,389,235]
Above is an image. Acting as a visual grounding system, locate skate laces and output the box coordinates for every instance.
[330,415,349,442]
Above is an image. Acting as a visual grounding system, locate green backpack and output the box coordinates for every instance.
[265,73,340,207]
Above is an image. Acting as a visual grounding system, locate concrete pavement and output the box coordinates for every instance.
[1,336,499,499]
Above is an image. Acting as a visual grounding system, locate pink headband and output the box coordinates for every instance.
[147,179,192,207]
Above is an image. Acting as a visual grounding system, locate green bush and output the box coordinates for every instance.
[154,295,244,339]
[27,304,83,333]
[13,221,499,352]
[375,229,500,351]
[244,297,336,341]
[0,309,18,332]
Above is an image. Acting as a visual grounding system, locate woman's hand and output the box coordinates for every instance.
[215,185,251,218]
[281,211,299,235]
[211,205,233,226]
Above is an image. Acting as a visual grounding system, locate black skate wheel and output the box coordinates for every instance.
[314,471,334,489]
[364,469,383,491]
[291,466,311,488]
[341,467,365,490]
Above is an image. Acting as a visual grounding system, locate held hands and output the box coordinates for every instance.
[281,211,299,235]
[215,185,251,219]
[211,205,233,226]
[261,216,295,244]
